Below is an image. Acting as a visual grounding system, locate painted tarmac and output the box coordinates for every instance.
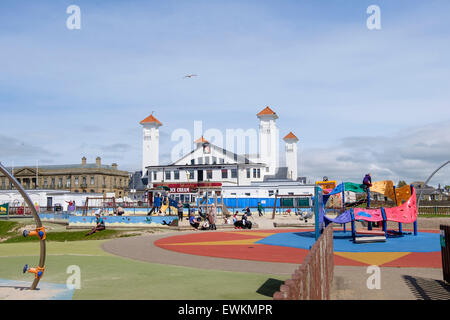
[155,229,442,268]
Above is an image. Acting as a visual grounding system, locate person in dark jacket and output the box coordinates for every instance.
[177,201,184,221]
[363,173,372,190]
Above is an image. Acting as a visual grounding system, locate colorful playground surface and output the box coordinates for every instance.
[155,228,442,268]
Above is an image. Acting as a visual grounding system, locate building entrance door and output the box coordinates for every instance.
[197,170,203,182]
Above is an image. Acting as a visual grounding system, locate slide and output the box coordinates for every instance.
[160,199,178,214]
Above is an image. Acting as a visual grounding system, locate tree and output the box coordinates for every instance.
[398,180,407,187]
[445,185,450,192]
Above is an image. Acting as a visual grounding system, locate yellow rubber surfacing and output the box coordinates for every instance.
[334,252,411,266]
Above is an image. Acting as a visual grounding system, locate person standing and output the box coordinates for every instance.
[177,201,184,221]
[257,202,264,217]
[148,193,162,215]
[208,204,217,230]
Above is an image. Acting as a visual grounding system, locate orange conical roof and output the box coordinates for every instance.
[257,106,278,119]
[283,132,299,141]
[140,114,162,126]
[257,106,276,116]
[194,136,209,144]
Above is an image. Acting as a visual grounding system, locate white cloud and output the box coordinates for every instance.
[301,120,450,186]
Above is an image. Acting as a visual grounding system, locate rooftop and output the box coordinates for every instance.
[140,114,163,126]
[257,106,278,119]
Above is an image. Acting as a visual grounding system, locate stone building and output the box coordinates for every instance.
[0,157,130,198]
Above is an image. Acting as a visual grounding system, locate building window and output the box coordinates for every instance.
[197,158,203,165]
[253,168,257,178]
[205,157,210,165]
[269,190,274,197]
[165,171,171,180]
[82,177,87,186]
[91,177,95,185]
[257,168,261,178]
[231,169,237,178]
[58,178,63,187]
[219,158,224,164]
[234,154,237,161]
[206,170,212,179]
[153,171,157,180]
[191,159,195,165]
[221,169,228,179]
[246,168,251,178]
[245,193,251,196]
[51,178,55,187]
[75,177,79,185]
[212,156,217,164]
[66,177,71,187]
[174,170,180,180]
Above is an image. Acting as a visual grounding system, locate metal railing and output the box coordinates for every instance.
[418,206,450,215]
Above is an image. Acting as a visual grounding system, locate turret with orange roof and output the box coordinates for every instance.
[256,106,278,119]
[140,113,163,127]
[283,131,299,142]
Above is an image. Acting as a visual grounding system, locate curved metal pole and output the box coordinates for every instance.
[0,162,46,290]
[417,160,450,208]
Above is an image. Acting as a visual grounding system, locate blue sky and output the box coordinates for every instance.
[1,0,449,186]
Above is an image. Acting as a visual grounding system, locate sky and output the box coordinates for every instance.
[0,0,449,186]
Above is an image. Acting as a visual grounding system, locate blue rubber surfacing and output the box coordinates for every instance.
[255,231,441,253]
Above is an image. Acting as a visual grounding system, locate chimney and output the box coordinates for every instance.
[112,163,118,170]
[96,157,101,167]
[81,157,87,166]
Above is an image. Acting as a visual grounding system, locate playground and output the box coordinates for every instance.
[0,214,446,300]
[0,161,449,300]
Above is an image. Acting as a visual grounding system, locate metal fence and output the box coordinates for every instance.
[273,224,334,300]
[418,206,450,215]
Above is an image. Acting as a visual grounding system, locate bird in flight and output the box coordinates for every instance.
[184,74,198,78]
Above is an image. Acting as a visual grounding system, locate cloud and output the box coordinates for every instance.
[0,135,59,165]
[98,143,133,153]
[301,120,450,186]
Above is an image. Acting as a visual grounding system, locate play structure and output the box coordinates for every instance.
[197,191,232,217]
[314,180,418,243]
[160,196,178,214]
[271,194,312,219]
[82,197,116,216]
[0,162,46,290]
